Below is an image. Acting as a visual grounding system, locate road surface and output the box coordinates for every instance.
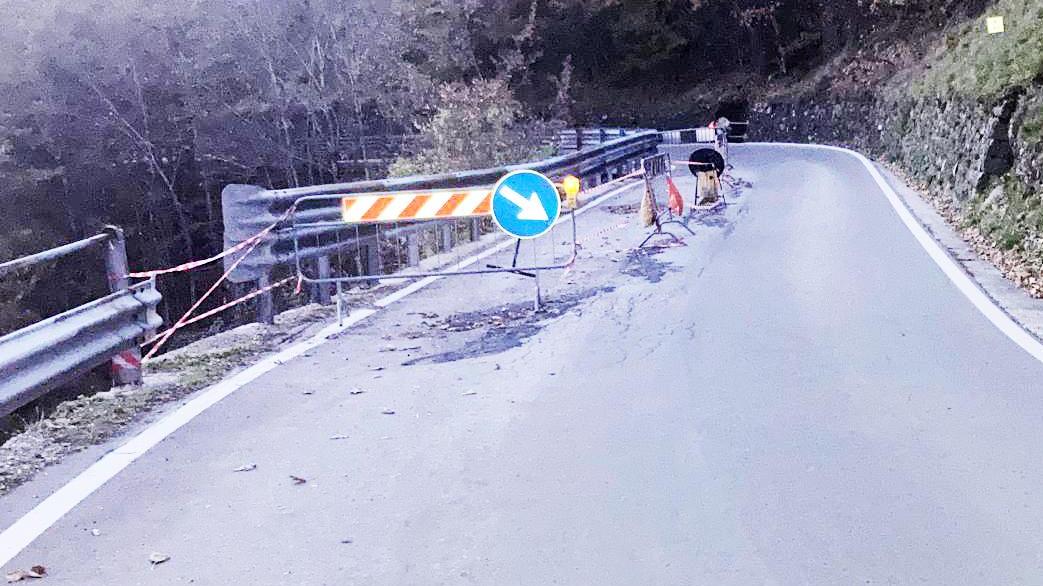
[4,144,1043,584]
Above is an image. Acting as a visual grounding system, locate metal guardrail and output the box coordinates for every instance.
[0,280,161,416]
[222,131,660,319]
[555,128,655,153]
[0,230,162,416]
[0,234,110,278]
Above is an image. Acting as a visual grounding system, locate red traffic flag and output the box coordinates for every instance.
[666,176,685,216]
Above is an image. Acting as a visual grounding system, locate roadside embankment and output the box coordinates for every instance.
[751,2,1043,297]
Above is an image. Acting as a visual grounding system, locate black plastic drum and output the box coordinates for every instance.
[688,147,725,176]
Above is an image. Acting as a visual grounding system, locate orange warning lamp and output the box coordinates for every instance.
[562,175,581,209]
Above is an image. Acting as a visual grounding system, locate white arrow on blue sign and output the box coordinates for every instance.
[490,170,561,239]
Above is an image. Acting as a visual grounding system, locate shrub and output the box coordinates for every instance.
[389,77,552,178]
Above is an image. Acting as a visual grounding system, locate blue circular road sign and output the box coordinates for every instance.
[490,170,561,239]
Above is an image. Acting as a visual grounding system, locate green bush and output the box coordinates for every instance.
[389,78,552,177]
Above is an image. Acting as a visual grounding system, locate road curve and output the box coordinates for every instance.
[4,143,1043,584]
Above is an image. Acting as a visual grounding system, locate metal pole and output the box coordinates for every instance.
[0,233,109,278]
[532,243,541,312]
[407,232,420,267]
[367,243,382,277]
[336,281,343,327]
[256,272,275,325]
[314,255,332,305]
[441,223,454,252]
[102,226,143,386]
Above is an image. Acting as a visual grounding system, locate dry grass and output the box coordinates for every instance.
[911,0,1043,101]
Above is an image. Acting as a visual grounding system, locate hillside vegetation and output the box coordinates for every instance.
[912,0,1043,101]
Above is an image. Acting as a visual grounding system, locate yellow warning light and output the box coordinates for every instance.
[562,175,581,209]
[986,16,1005,34]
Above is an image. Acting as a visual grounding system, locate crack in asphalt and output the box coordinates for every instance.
[400,287,615,365]
[621,247,675,283]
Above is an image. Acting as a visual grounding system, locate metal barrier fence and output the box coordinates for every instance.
[660,128,716,145]
[556,128,650,153]
[640,153,695,248]
[222,130,660,322]
[0,228,162,416]
[290,196,577,285]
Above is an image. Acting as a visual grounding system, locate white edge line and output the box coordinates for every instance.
[750,142,1043,365]
[0,177,644,565]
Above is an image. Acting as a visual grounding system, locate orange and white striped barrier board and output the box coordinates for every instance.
[341,188,492,224]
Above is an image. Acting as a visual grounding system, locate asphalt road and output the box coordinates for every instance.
[5,144,1043,585]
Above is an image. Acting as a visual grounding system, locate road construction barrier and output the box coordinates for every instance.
[290,168,586,318]
[0,228,161,415]
[222,131,659,322]
[662,119,748,146]
[675,148,728,211]
[340,188,492,224]
[638,153,696,248]
[660,127,716,144]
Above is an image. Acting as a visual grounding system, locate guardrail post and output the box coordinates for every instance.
[366,243,382,276]
[575,127,583,152]
[313,256,332,305]
[407,232,420,267]
[599,128,607,143]
[256,272,275,324]
[102,226,143,386]
[441,223,454,251]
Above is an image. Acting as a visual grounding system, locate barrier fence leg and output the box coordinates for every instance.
[336,282,343,327]
[314,256,332,305]
[256,272,275,325]
[103,225,143,386]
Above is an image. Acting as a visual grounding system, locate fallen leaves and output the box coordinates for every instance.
[290,475,307,485]
[5,566,45,582]
[381,409,396,415]
[329,435,350,441]
[148,552,170,566]
[233,464,257,472]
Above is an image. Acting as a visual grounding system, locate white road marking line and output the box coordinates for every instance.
[0,177,643,565]
[752,142,1043,364]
